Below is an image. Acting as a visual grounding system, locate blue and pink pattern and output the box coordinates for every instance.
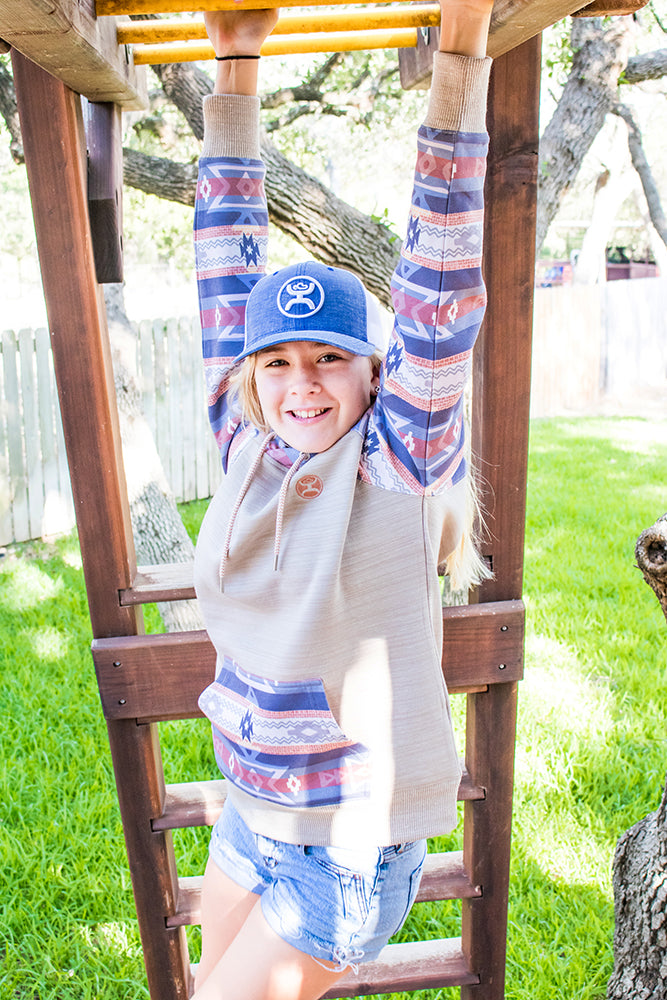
[198,659,370,807]
[194,126,488,490]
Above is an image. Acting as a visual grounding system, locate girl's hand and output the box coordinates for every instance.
[438,0,494,57]
[205,7,279,96]
[204,8,279,58]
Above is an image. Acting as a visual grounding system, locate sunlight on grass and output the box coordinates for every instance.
[30,624,70,660]
[0,558,63,610]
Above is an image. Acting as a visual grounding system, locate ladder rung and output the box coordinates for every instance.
[153,769,484,832]
[132,28,418,64]
[116,7,440,44]
[187,938,477,994]
[324,938,479,996]
[170,853,480,928]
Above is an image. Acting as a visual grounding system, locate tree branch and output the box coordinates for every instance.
[0,58,23,163]
[624,48,667,83]
[612,101,667,248]
[537,17,632,253]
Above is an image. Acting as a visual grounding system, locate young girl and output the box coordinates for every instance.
[192,3,493,997]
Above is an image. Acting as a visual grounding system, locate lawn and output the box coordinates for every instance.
[1,416,665,1000]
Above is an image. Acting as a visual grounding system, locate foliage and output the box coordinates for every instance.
[1,416,666,999]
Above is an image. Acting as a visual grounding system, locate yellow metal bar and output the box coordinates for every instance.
[99,0,402,14]
[116,6,440,44]
[132,27,418,63]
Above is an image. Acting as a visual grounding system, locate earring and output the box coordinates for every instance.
[373,386,380,394]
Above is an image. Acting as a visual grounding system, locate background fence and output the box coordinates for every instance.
[2,277,666,546]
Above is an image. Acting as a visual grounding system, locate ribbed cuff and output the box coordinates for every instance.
[202,93,261,159]
[424,51,491,133]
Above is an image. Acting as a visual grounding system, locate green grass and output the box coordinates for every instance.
[1,415,666,1000]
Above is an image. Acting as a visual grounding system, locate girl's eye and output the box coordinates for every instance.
[319,353,343,363]
[264,358,287,368]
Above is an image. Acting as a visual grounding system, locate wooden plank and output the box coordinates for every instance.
[0,0,147,109]
[0,332,14,545]
[12,53,189,1000]
[91,601,524,721]
[18,328,43,538]
[573,0,649,13]
[324,937,479,996]
[400,0,588,88]
[462,36,541,1000]
[34,327,62,538]
[83,100,124,284]
[2,329,29,542]
[169,852,481,928]
[154,768,484,832]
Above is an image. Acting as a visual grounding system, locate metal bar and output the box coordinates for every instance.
[116,6,440,43]
[132,27,418,63]
[99,0,420,13]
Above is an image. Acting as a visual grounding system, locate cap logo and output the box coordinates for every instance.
[295,475,323,500]
[277,277,325,319]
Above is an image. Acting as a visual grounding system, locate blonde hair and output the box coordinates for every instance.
[442,462,492,594]
[229,348,385,433]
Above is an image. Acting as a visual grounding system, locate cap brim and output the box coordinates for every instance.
[235,329,376,363]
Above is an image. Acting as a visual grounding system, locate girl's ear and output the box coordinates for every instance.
[371,363,381,393]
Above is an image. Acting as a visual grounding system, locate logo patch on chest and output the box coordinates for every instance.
[295,474,324,499]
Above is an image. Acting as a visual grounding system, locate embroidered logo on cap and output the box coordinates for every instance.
[295,475,324,500]
[277,277,325,318]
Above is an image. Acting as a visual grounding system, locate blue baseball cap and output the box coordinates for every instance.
[237,261,384,362]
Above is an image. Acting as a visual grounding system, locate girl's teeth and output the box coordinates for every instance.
[293,409,325,419]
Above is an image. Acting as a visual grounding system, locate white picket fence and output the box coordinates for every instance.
[0,317,222,546]
[2,277,666,546]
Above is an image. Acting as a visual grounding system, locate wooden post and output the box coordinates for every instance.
[11,51,190,1000]
[462,33,541,999]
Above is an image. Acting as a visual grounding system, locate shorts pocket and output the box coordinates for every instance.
[304,845,381,923]
[198,657,370,808]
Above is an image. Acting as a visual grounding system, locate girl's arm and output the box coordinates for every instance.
[194,10,277,466]
[363,0,494,496]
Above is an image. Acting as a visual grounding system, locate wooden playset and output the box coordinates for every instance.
[0,0,645,995]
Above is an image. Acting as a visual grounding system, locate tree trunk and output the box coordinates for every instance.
[536,17,631,253]
[635,513,667,623]
[607,781,667,1000]
[105,284,204,633]
[606,517,667,999]
[613,103,667,251]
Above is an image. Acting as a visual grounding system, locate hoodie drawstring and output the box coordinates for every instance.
[273,451,308,571]
[219,433,308,590]
[219,432,274,590]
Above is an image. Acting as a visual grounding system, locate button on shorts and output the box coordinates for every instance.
[208,798,427,971]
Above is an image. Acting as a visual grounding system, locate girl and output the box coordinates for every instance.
[192,2,493,997]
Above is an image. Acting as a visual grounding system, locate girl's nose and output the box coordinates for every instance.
[289,366,320,393]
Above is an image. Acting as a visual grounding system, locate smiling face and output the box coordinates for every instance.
[252,340,379,453]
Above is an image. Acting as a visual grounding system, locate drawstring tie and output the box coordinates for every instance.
[218,433,308,590]
[219,432,273,590]
[273,450,308,571]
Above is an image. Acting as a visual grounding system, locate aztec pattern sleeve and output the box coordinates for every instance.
[361,124,488,496]
[194,155,268,470]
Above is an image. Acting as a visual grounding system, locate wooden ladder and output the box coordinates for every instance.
[10,7,540,995]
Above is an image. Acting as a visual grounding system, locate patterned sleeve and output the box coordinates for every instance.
[361,115,488,496]
[194,113,268,470]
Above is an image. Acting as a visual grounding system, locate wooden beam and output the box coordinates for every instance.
[461,34,542,1000]
[11,50,187,1000]
[0,0,146,108]
[91,600,524,722]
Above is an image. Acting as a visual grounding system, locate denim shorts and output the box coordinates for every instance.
[208,798,427,971]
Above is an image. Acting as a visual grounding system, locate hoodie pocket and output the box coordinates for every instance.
[198,657,370,808]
